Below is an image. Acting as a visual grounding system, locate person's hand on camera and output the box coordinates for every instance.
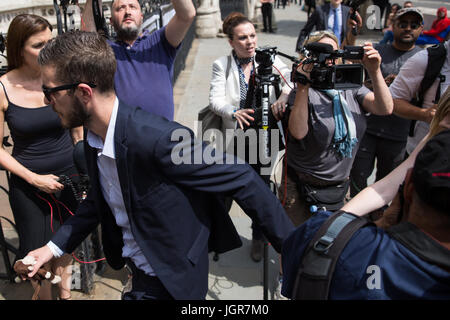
[361,42,381,74]
[29,173,64,194]
[233,108,255,130]
[296,59,313,80]
[271,93,289,121]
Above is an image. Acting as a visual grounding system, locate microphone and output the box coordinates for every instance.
[73,140,88,175]
[305,42,334,54]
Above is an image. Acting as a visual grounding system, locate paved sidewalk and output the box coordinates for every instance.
[0,5,383,301]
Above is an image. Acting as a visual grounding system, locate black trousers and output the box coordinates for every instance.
[350,133,407,197]
[122,259,173,300]
[261,3,273,32]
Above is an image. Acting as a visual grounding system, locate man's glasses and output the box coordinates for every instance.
[396,21,422,30]
[42,82,96,101]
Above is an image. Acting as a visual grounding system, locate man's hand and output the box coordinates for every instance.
[375,192,403,229]
[25,246,55,279]
[424,104,438,123]
[347,9,363,31]
[361,42,381,75]
[271,93,289,121]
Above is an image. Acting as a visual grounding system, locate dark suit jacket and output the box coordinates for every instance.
[51,101,294,300]
[296,3,351,52]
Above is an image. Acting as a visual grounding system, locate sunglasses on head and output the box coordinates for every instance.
[42,82,96,101]
[396,21,422,30]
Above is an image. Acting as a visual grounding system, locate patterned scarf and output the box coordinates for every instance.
[322,89,358,158]
[233,52,254,110]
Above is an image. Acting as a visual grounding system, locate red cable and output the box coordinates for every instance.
[272,65,294,90]
[72,253,105,264]
[35,191,105,264]
[35,192,54,233]
[50,194,75,216]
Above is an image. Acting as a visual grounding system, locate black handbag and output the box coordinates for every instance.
[198,105,222,135]
[301,180,350,212]
[198,55,232,137]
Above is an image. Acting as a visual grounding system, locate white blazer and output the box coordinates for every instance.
[208,52,293,135]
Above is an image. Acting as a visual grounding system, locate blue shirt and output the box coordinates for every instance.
[328,5,342,45]
[281,211,450,299]
[108,27,178,120]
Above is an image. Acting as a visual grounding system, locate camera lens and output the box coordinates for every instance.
[335,70,344,83]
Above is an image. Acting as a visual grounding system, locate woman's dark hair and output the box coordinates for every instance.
[6,14,52,71]
[222,12,252,40]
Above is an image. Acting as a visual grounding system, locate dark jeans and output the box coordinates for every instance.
[350,133,407,197]
[122,259,174,300]
[261,3,273,32]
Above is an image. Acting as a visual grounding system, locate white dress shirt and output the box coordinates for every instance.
[48,98,155,276]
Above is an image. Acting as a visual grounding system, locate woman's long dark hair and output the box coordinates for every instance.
[6,14,52,71]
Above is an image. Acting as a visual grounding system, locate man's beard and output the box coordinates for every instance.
[62,96,90,129]
[398,33,417,44]
[115,24,140,42]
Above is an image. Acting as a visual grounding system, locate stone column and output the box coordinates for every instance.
[195,0,222,38]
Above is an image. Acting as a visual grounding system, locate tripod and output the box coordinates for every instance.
[245,52,283,300]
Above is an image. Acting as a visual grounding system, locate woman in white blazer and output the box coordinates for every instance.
[208,12,293,262]
[209,13,292,145]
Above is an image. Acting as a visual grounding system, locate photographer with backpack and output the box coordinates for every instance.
[390,39,450,156]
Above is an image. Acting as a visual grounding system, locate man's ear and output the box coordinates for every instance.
[77,83,94,104]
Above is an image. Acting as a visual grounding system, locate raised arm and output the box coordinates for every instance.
[342,135,428,215]
[81,0,99,32]
[164,0,196,48]
[360,42,393,115]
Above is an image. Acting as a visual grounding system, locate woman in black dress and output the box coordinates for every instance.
[0,14,83,300]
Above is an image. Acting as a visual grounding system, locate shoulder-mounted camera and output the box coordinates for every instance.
[295,42,364,90]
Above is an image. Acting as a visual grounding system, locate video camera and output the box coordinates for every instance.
[293,42,364,90]
[255,46,278,75]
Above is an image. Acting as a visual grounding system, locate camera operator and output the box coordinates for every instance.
[208,12,293,262]
[281,30,392,227]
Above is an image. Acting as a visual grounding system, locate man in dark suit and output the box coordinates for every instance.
[25,31,294,300]
[295,0,361,52]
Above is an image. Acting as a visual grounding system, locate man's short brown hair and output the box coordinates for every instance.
[38,31,116,93]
